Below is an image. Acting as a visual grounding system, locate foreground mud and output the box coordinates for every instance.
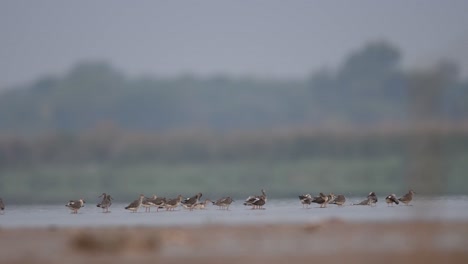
[0,220,467,264]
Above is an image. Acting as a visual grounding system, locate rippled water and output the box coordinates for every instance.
[1,196,468,228]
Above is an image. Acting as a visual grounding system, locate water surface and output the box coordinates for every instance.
[1,196,467,228]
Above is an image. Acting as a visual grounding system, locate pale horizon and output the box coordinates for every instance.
[1,0,468,89]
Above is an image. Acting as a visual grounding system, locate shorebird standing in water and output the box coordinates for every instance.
[353,192,378,206]
[97,193,112,213]
[181,193,203,211]
[152,196,166,212]
[330,194,346,206]
[398,189,415,206]
[354,198,370,205]
[125,194,145,213]
[385,194,399,206]
[66,199,85,214]
[367,192,378,206]
[212,197,234,210]
[312,193,330,208]
[141,195,157,213]
[298,194,312,208]
[0,198,4,214]
[244,189,267,209]
[192,199,212,210]
[165,195,184,211]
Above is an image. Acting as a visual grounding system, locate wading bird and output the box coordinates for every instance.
[398,189,415,206]
[96,193,112,213]
[66,199,85,214]
[125,194,145,213]
[244,189,267,209]
[330,194,346,206]
[212,197,234,210]
[298,194,312,208]
[385,194,399,206]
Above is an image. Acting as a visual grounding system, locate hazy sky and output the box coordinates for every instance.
[1,0,468,89]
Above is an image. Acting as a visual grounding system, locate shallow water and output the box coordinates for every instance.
[1,196,468,228]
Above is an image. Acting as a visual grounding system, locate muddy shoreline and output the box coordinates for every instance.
[1,220,467,263]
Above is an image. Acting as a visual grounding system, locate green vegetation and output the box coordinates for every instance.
[1,40,468,203]
[1,41,467,133]
[1,127,467,202]
[0,157,402,203]
[1,153,467,203]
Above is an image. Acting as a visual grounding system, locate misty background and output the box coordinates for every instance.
[1,1,468,203]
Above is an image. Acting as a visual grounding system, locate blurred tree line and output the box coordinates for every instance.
[1,41,468,201]
[1,41,467,164]
[1,124,468,166]
[1,41,467,134]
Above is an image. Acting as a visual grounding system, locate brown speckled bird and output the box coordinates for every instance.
[385,194,399,206]
[213,197,234,210]
[244,189,267,209]
[398,189,415,206]
[312,193,330,208]
[97,193,112,213]
[299,194,313,208]
[330,194,346,206]
[66,199,85,214]
[125,194,145,212]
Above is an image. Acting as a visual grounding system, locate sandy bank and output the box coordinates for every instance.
[0,220,467,264]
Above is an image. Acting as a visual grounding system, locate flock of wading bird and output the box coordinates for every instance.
[56,189,416,214]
